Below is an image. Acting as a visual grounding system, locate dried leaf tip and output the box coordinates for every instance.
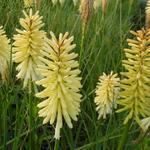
[79,0,93,24]
[101,0,107,16]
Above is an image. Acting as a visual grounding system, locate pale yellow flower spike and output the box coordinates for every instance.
[0,26,10,80]
[117,29,150,125]
[13,9,46,88]
[95,71,120,119]
[36,32,82,140]
[24,0,33,8]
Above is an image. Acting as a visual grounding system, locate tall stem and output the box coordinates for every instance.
[117,121,131,150]
[3,101,7,149]
[79,22,86,66]
[28,82,34,149]
[54,139,59,150]
[128,0,134,15]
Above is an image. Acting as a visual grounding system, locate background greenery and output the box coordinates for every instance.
[0,0,149,149]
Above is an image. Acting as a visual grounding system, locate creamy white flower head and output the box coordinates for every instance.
[95,71,120,119]
[24,0,33,8]
[141,117,150,132]
[0,26,10,80]
[36,31,82,139]
[13,9,46,88]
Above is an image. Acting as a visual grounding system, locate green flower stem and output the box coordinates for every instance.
[54,139,59,150]
[128,0,134,15]
[79,22,86,66]
[28,82,34,149]
[3,101,7,149]
[117,121,131,150]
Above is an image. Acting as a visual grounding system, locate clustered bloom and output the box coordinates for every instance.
[13,9,46,87]
[0,26,10,80]
[36,32,82,139]
[95,72,120,119]
[24,0,33,8]
[117,29,150,125]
